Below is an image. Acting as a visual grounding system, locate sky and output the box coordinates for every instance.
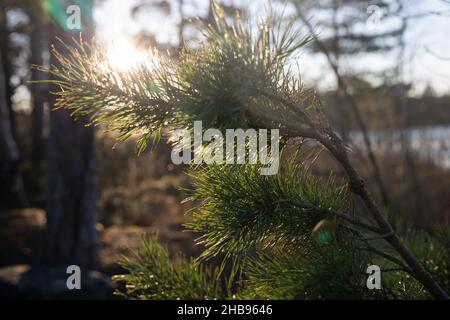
[94,0,450,96]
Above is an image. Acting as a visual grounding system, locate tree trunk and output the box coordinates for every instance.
[30,8,49,168]
[45,0,98,270]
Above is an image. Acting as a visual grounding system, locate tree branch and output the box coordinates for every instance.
[255,92,449,300]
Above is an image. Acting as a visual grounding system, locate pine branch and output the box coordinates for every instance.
[37,1,449,299]
[113,235,225,300]
[185,163,349,272]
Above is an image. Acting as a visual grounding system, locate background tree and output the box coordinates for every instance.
[287,0,406,211]
[130,0,243,55]
[43,0,98,270]
[29,1,49,170]
[0,1,28,209]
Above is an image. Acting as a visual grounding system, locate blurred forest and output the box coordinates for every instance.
[0,0,449,299]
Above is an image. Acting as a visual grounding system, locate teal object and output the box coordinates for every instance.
[43,0,94,32]
[315,230,332,245]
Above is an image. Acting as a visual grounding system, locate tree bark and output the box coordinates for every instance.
[45,0,98,270]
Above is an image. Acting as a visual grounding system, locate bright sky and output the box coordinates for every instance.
[94,0,450,96]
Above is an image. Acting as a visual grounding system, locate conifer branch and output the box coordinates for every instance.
[36,1,448,299]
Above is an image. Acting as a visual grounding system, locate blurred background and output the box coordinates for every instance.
[0,0,449,299]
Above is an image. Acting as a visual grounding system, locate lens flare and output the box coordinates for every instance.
[43,0,94,32]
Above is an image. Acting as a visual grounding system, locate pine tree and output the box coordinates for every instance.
[37,1,449,299]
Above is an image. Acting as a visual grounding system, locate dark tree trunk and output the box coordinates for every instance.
[46,109,98,269]
[30,8,49,168]
[45,0,98,270]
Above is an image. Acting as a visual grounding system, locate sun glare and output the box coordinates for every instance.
[105,38,148,72]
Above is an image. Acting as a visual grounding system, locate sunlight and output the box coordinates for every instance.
[105,38,148,72]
